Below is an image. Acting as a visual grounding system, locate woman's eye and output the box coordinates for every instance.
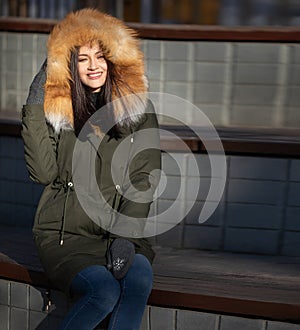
[78,58,87,62]
[97,55,105,61]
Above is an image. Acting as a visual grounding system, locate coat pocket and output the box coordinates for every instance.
[37,193,65,226]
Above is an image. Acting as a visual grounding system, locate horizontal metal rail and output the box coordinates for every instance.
[1,17,300,42]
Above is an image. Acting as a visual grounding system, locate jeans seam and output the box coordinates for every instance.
[110,277,126,330]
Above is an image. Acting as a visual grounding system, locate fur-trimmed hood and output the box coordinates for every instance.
[45,8,148,132]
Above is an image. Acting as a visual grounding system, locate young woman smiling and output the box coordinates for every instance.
[22,8,161,330]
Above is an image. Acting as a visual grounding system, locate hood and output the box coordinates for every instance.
[44,8,148,133]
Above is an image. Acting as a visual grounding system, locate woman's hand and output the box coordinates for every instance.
[26,60,47,105]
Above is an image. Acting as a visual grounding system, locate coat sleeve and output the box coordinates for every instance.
[21,104,58,185]
[113,101,162,236]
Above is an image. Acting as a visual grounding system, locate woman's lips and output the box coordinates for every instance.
[87,72,102,80]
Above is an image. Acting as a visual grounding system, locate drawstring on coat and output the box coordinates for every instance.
[58,131,135,249]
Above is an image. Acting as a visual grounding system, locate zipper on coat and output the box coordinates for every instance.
[59,181,73,245]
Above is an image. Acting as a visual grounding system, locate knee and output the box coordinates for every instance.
[125,254,153,295]
[91,273,120,309]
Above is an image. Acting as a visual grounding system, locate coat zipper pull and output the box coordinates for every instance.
[59,181,73,246]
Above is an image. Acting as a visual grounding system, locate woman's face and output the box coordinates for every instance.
[77,43,108,92]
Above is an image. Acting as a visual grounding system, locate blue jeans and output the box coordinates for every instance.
[58,254,153,330]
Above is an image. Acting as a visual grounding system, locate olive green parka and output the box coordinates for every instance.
[21,9,161,294]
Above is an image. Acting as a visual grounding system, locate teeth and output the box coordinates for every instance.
[88,73,102,78]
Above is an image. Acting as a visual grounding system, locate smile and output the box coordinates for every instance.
[87,73,102,79]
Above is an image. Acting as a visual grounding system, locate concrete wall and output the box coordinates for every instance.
[0,32,300,128]
[0,278,299,330]
[0,135,300,257]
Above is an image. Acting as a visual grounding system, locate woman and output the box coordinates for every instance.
[22,8,161,330]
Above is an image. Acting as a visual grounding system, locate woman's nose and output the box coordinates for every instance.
[88,57,98,70]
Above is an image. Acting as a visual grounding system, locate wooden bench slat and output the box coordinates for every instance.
[1,120,300,157]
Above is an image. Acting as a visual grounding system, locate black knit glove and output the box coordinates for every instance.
[26,60,47,105]
[107,238,135,280]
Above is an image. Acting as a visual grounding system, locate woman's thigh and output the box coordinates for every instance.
[59,265,121,330]
[70,265,121,306]
[121,254,153,295]
[108,255,153,329]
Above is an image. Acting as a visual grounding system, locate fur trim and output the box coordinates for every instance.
[44,8,148,132]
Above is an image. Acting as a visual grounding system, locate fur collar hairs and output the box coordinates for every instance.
[44,8,148,133]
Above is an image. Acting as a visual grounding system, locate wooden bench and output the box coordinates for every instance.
[1,117,300,158]
[0,225,299,323]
